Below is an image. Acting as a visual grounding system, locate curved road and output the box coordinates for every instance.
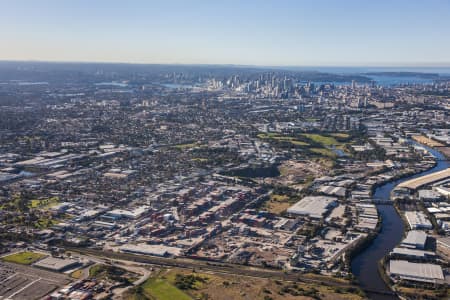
[351,144,449,300]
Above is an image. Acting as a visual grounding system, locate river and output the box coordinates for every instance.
[351,144,450,300]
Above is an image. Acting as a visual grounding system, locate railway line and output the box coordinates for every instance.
[67,247,354,288]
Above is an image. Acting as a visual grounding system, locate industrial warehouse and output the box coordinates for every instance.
[389,260,445,284]
[286,196,337,219]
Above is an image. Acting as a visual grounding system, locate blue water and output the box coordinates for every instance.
[309,77,433,87]
[291,66,450,86]
[288,66,450,75]
[95,82,128,87]
[161,83,195,89]
[331,148,347,157]
[311,75,436,87]
[14,81,49,86]
[365,75,434,86]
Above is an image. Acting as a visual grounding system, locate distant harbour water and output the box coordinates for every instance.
[310,75,435,87]
[161,83,195,89]
[95,82,128,87]
[365,75,434,86]
[288,66,450,75]
[291,66,450,87]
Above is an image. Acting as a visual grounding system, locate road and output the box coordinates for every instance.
[68,252,153,299]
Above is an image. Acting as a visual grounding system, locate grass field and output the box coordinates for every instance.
[2,251,46,265]
[70,269,84,279]
[395,286,449,299]
[173,142,200,150]
[263,194,295,215]
[190,158,209,162]
[29,196,59,209]
[128,276,192,300]
[36,219,56,229]
[291,140,309,146]
[310,148,337,158]
[256,132,354,162]
[330,133,350,139]
[301,133,340,146]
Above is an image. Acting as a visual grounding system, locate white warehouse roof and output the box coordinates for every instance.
[390,260,444,283]
[287,196,337,219]
[34,257,79,271]
[401,230,428,249]
[120,244,182,257]
[404,211,432,230]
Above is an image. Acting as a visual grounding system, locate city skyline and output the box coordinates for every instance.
[1,0,450,66]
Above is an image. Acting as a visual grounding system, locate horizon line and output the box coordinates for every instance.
[1,59,450,69]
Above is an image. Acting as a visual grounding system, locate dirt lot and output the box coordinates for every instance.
[412,135,445,147]
[263,194,294,215]
[264,160,329,188]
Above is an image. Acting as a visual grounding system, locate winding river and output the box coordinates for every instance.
[351,144,450,300]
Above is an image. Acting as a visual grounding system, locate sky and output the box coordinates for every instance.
[1,0,450,66]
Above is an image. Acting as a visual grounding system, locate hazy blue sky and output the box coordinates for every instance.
[1,0,449,66]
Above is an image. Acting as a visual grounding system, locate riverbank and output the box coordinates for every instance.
[351,143,450,300]
[345,214,382,268]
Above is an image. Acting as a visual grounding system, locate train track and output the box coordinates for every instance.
[67,247,356,289]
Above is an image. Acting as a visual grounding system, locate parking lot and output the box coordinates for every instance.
[0,261,70,300]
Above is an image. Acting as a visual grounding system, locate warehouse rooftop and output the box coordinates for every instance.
[398,168,450,190]
[287,196,337,219]
[389,260,444,284]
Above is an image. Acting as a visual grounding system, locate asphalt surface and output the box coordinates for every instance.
[0,261,70,300]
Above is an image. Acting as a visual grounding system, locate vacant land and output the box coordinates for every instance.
[412,135,444,147]
[29,196,59,209]
[395,286,449,299]
[263,194,295,214]
[89,264,137,284]
[127,268,365,300]
[263,160,329,188]
[126,270,192,300]
[70,269,83,279]
[2,252,46,265]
